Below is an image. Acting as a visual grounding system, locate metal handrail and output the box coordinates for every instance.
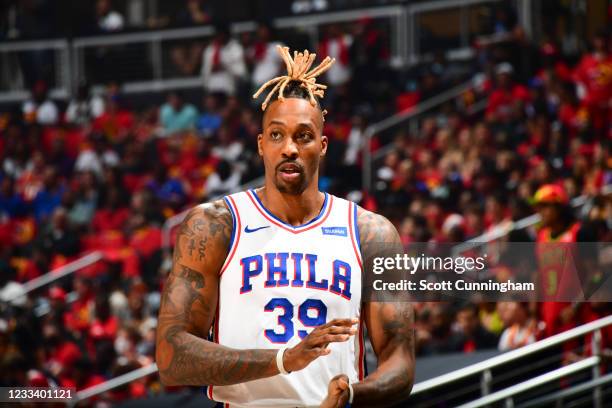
[72,363,159,405]
[0,38,68,52]
[409,0,500,13]
[520,372,612,408]
[0,0,508,103]
[362,79,476,191]
[2,251,104,303]
[452,183,612,255]
[67,315,612,404]
[411,315,612,395]
[456,356,600,408]
[275,5,404,28]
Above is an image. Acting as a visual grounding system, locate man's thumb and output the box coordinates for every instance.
[329,374,350,394]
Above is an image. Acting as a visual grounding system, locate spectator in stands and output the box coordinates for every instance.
[169,1,213,75]
[91,90,135,143]
[485,62,530,124]
[43,319,82,380]
[0,259,25,307]
[573,29,611,139]
[0,353,29,387]
[247,22,283,91]
[48,138,76,179]
[197,93,223,136]
[418,304,464,355]
[74,133,120,178]
[455,303,499,352]
[32,166,65,223]
[533,184,599,338]
[90,294,119,344]
[318,25,352,88]
[22,80,58,126]
[0,177,26,218]
[159,91,198,136]
[92,186,130,232]
[66,171,99,228]
[96,0,124,32]
[125,189,164,233]
[204,159,241,198]
[201,23,247,95]
[176,0,212,25]
[349,17,388,102]
[1,125,28,179]
[498,302,537,351]
[36,207,80,258]
[17,150,48,202]
[65,83,105,126]
[146,166,188,210]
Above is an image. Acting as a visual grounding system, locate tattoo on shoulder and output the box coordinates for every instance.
[173,200,233,265]
[356,207,402,261]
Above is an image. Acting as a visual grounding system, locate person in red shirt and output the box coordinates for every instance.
[573,30,612,138]
[486,62,530,123]
[533,184,598,338]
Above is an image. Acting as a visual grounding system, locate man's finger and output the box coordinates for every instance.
[308,325,357,341]
[308,333,352,346]
[318,318,359,330]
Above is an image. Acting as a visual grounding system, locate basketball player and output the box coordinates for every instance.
[156,46,414,407]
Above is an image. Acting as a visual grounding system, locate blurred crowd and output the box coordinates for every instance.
[374,25,611,362]
[0,0,611,405]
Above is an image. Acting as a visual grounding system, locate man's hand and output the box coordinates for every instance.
[283,318,358,372]
[320,374,350,408]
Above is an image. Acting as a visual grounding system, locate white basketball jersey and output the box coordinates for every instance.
[208,189,364,408]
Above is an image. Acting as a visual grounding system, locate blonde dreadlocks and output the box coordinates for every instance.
[252,45,335,112]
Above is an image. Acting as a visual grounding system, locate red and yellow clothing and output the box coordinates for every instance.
[535,222,581,337]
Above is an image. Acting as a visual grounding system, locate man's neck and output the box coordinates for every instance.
[257,183,325,227]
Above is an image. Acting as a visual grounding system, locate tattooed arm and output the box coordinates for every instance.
[156,200,281,386]
[156,200,354,386]
[352,208,415,406]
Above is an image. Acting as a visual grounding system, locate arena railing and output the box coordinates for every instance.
[0,0,514,103]
[69,314,612,406]
[452,183,612,256]
[1,251,104,305]
[456,356,602,408]
[405,0,503,64]
[0,38,71,103]
[361,79,481,192]
[409,315,612,408]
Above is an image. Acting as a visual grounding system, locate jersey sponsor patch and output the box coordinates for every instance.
[321,226,347,237]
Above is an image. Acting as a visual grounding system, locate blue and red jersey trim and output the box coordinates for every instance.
[220,195,241,276]
[246,189,333,234]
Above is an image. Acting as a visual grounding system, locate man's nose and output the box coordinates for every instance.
[281,137,299,159]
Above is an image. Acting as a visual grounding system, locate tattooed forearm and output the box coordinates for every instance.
[157,264,278,385]
[157,200,281,386]
[352,302,415,407]
[351,208,415,407]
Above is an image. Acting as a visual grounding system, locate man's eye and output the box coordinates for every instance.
[270,131,282,140]
[299,132,313,140]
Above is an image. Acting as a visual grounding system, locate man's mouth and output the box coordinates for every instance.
[277,163,303,181]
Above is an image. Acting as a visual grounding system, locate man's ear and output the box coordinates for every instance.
[257,133,263,156]
[320,135,328,157]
